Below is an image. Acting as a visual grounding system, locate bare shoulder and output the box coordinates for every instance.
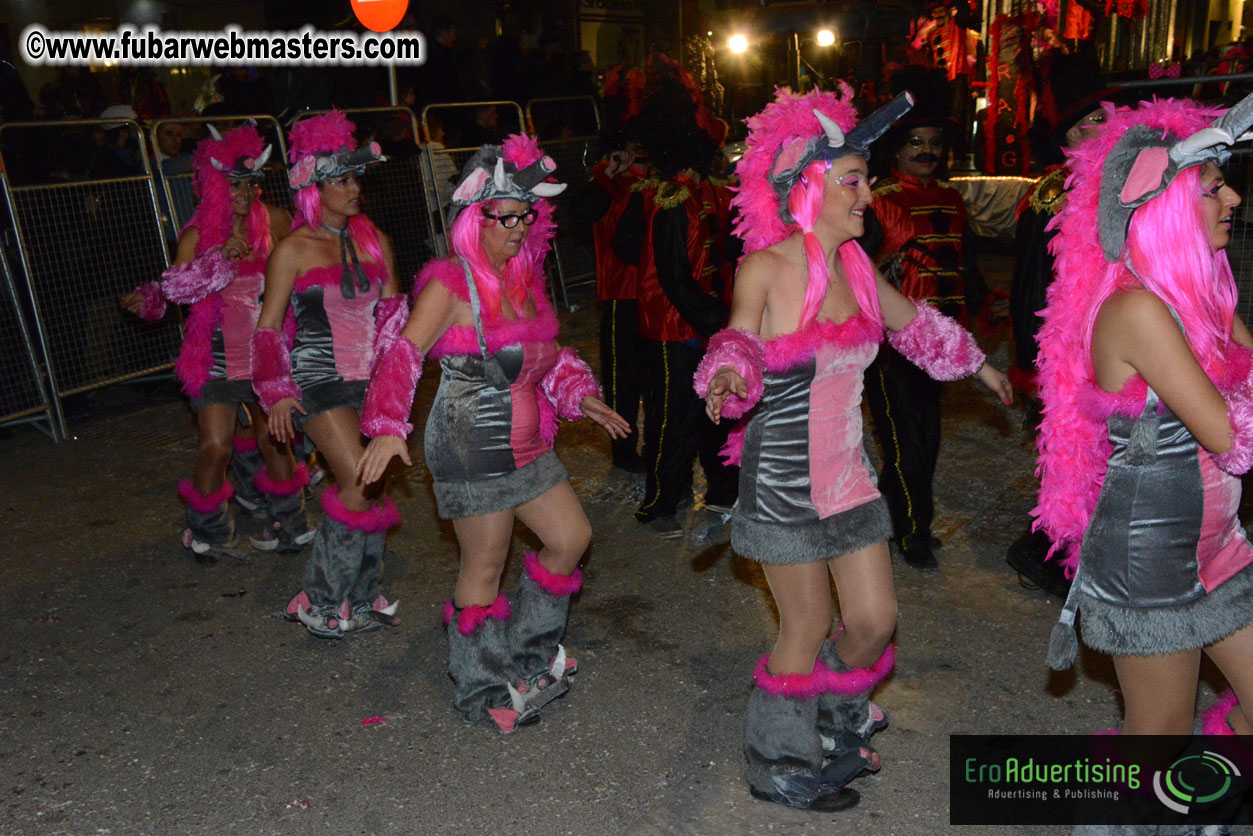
[264,202,292,237]
[1097,288,1176,332]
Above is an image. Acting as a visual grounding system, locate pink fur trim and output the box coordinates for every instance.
[1078,375,1150,420]
[360,336,423,439]
[540,347,601,421]
[250,327,301,413]
[444,594,511,636]
[320,485,401,533]
[161,247,236,305]
[293,261,388,294]
[751,654,827,700]
[178,478,234,513]
[233,435,259,453]
[412,258,472,303]
[538,392,559,447]
[254,461,310,496]
[819,644,894,695]
[764,313,882,372]
[1202,688,1239,735]
[693,328,765,420]
[371,295,410,374]
[288,109,357,163]
[1214,383,1253,475]
[174,295,222,398]
[720,420,747,466]
[501,133,545,169]
[132,282,167,321]
[888,302,984,381]
[522,551,583,596]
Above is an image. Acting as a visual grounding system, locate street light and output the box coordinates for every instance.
[816,28,836,47]
[728,34,748,54]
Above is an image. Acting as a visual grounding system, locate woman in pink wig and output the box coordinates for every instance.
[122,122,311,562]
[696,87,1010,811]
[251,110,403,638]
[1036,94,1253,744]
[356,135,629,734]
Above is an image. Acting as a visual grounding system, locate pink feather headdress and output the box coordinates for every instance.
[187,123,267,250]
[286,109,385,190]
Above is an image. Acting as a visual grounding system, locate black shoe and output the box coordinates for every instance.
[900,540,938,570]
[1006,530,1071,599]
[750,784,860,812]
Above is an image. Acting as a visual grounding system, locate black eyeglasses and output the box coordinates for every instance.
[481,207,538,228]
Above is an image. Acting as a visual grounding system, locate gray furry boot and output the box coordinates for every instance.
[178,479,243,562]
[745,655,876,812]
[508,552,579,710]
[444,595,538,734]
[816,638,894,758]
[250,462,315,553]
[229,436,267,518]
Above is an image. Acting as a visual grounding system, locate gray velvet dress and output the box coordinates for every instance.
[1061,382,1253,657]
[731,313,893,564]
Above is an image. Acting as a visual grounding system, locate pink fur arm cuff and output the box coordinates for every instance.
[541,347,602,421]
[250,326,301,413]
[371,295,410,374]
[888,302,985,381]
[1214,384,1253,475]
[361,336,423,438]
[160,247,236,305]
[132,282,167,320]
[693,328,765,419]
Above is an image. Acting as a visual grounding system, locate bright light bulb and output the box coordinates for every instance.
[728,34,748,54]
[816,29,836,47]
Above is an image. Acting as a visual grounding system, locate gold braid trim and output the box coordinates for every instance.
[1027,169,1067,215]
[630,178,661,193]
[872,181,902,196]
[656,181,691,209]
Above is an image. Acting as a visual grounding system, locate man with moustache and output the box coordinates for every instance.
[862,113,988,569]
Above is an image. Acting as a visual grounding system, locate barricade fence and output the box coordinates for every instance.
[0,242,60,439]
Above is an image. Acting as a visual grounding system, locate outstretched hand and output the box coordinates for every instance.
[705,367,747,424]
[977,363,1014,405]
[580,396,631,439]
[267,397,306,443]
[356,434,411,485]
[119,292,144,315]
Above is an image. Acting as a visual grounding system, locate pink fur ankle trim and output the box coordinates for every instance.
[693,328,765,419]
[820,644,895,695]
[233,435,259,453]
[541,347,601,421]
[444,595,511,635]
[751,654,827,700]
[178,479,234,513]
[255,462,310,496]
[888,302,984,381]
[1202,688,1239,735]
[161,247,236,304]
[132,282,167,321]
[360,336,422,439]
[320,485,401,533]
[523,551,583,596]
[1214,386,1253,475]
[250,327,301,412]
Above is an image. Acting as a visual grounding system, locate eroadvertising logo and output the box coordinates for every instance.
[950,736,1253,826]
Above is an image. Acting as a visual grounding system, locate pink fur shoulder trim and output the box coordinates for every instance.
[522,551,583,596]
[763,313,882,372]
[413,257,471,302]
[320,484,401,533]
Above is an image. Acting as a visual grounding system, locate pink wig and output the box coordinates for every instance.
[186,123,271,257]
[449,133,557,318]
[1035,97,1239,570]
[733,86,882,331]
[287,110,385,267]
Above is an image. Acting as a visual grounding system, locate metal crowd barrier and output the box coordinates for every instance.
[149,115,292,245]
[0,244,60,439]
[0,118,181,438]
[526,96,602,309]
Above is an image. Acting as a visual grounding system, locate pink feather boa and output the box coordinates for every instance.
[178,478,234,513]
[160,247,236,305]
[540,347,601,422]
[1202,688,1239,735]
[693,328,765,420]
[442,594,511,636]
[250,326,301,412]
[887,302,984,381]
[360,336,423,439]
[132,282,166,321]
[522,550,583,596]
[320,484,400,533]
[174,295,222,398]
[254,461,310,496]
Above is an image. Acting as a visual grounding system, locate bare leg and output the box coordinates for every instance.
[761,560,834,675]
[1112,650,1201,735]
[513,481,592,576]
[452,509,515,608]
[303,408,379,510]
[193,402,237,495]
[247,402,294,480]
[829,541,897,669]
[1204,622,1253,734]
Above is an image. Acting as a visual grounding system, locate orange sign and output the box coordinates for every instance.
[351,0,408,33]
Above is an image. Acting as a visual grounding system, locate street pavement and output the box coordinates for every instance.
[2,263,1247,835]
